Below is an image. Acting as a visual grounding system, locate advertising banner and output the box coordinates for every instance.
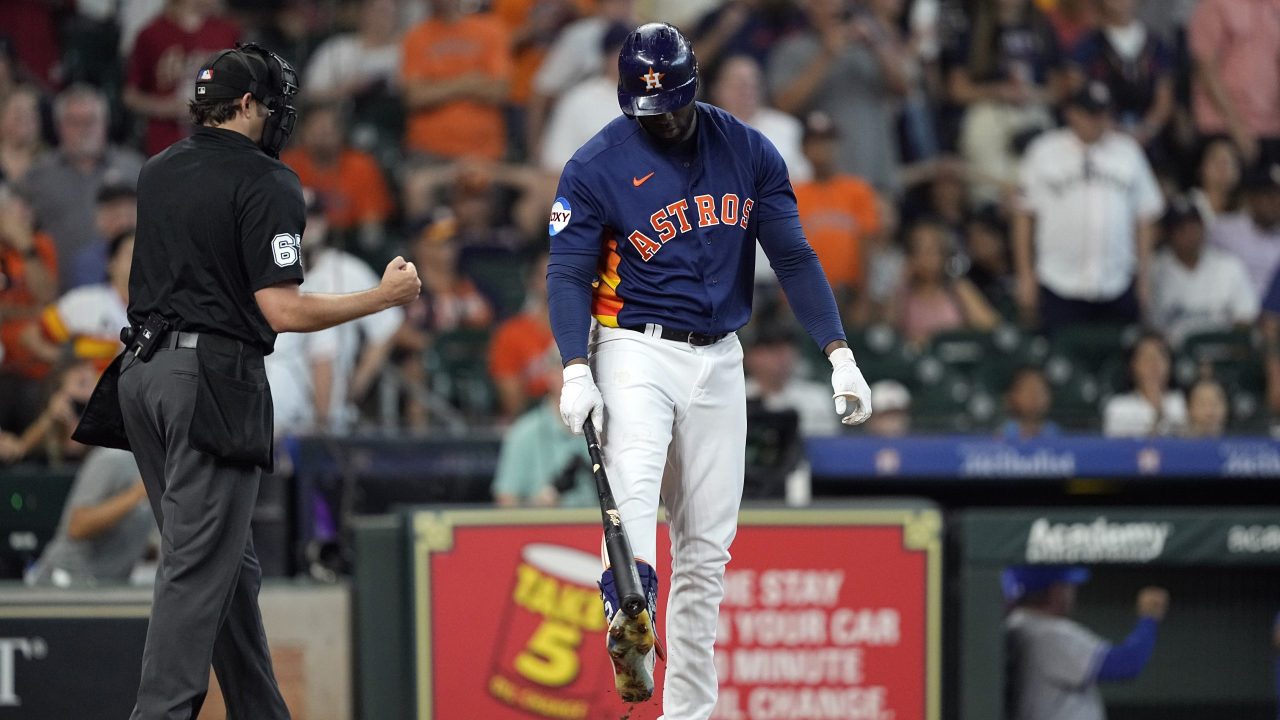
[960,508,1280,566]
[411,507,941,720]
[0,601,148,718]
[806,437,1280,479]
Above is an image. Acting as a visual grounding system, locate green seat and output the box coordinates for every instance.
[426,328,496,419]
[1181,328,1256,363]
[927,329,994,376]
[1051,372,1102,430]
[911,371,975,433]
[1050,323,1135,377]
[1178,329,1264,394]
[972,326,1051,394]
[840,324,918,386]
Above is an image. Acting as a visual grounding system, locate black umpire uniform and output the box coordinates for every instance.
[77,44,300,720]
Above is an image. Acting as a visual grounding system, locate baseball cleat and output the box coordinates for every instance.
[599,561,665,704]
[606,607,657,702]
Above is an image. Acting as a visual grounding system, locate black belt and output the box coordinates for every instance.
[156,331,200,350]
[623,324,727,347]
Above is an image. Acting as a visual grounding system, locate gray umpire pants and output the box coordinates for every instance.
[118,341,290,720]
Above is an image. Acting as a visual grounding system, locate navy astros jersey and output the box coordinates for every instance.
[547,102,845,362]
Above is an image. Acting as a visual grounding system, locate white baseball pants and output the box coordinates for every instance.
[590,324,746,720]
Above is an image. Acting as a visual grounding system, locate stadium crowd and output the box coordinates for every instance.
[0,0,1278,480]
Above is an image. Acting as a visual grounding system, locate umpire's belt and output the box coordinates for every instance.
[623,323,727,347]
[156,331,200,350]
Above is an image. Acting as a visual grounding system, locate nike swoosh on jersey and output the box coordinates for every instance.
[632,172,655,187]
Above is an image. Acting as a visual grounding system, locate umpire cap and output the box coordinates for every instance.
[1002,565,1090,602]
[617,23,698,117]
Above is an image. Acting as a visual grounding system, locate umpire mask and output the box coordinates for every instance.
[194,43,299,158]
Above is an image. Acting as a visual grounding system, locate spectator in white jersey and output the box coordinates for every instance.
[1150,197,1258,347]
[1004,565,1169,720]
[538,23,628,174]
[1013,81,1164,336]
[266,190,404,432]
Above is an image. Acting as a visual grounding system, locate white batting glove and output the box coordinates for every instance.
[560,363,604,435]
[829,347,872,426]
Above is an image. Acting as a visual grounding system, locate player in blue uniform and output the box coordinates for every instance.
[546,23,873,716]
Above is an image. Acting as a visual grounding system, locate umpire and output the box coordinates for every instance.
[75,44,420,719]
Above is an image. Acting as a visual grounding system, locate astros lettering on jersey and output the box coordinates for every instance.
[547,102,843,361]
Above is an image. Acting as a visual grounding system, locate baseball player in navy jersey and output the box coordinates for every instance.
[546,23,873,717]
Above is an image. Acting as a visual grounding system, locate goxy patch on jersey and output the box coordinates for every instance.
[549,197,572,236]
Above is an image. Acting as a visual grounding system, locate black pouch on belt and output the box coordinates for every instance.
[70,350,131,451]
[188,333,275,471]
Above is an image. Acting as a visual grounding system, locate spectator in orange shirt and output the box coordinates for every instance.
[400,0,512,161]
[281,102,394,238]
[0,183,57,431]
[489,252,555,421]
[792,112,881,318]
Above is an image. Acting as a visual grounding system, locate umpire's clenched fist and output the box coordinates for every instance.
[380,256,422,307]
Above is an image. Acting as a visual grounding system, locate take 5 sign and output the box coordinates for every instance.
[410,507,941,720]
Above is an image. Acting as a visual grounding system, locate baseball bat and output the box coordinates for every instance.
[584,418,646,618]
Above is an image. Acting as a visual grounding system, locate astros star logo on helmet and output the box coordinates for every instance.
[641,67,664,91]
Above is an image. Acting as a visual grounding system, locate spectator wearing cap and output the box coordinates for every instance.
[124,0,240,157]
[301,0,403,104]
[19,84,143,290]
[280,102,394,241]
[864,379,911,437]
[538,23,628,174]
[999,366,1060,441]
[1004,565,1168,720]
[1150,198,1257,348]
[788,112,880,317]
[711,55,811,182]
[400,0,512,161]
[743,326,839,438]
[1012,81,1163,336]
[1188,0,1280,166]
[1210,162,1280,301]
[767,0,910,194]
[65,182,137,290]
[1067,0,1173,155]
[0,85,44,185]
